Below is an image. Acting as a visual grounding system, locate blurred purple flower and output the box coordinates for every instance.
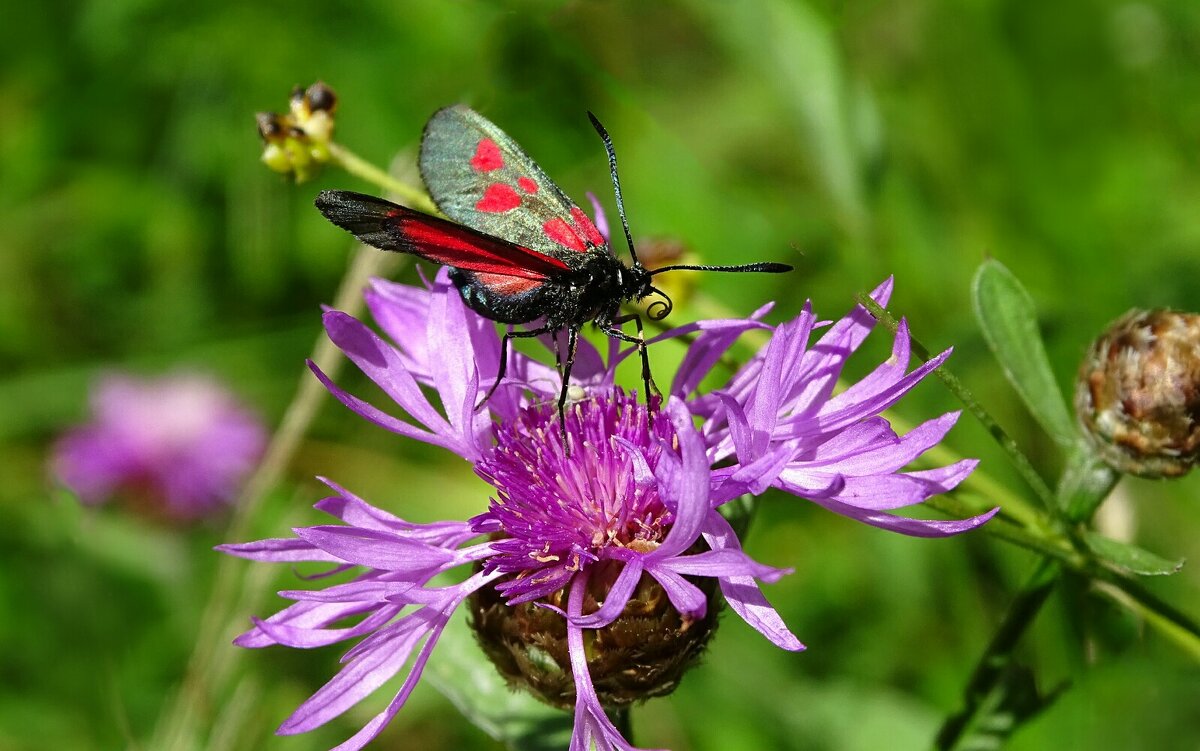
[222,270,995,750]
[53,372,267,520]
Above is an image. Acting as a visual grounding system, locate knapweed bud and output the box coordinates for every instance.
[1075,309,1200,478]
[469,559,720,709]
[256,81,337,182]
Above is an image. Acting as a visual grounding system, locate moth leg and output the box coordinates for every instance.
[475,325,554,411]
[605,312,660,405]
[555,326,580,448]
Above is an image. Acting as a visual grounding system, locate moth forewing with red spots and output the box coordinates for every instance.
[315,105,792,441]
[419,105,609,258]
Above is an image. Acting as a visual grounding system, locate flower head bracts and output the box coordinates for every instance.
[225,269,993,749]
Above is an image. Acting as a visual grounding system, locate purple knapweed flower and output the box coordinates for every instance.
[221,269,995,750]
[52,372,267,521]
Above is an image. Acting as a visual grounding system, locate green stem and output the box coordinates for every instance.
[328,141,440,214]
[935,559,1060,750]
[855,293,1059,514]
[611,707,633,743]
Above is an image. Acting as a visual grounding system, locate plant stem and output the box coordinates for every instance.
[328,142,440,214]
[611,707,633,743]
[935,559,1060,750]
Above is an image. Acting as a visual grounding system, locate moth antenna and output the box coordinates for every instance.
[649,261,794,276]
[646,286,674,321]
[587,111,640,267]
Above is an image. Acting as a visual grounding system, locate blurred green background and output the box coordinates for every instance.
[2,0,1198,749]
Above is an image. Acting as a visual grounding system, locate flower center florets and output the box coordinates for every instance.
[473,389,676,578]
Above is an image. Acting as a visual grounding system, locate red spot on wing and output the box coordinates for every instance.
[570,207,606,247]
[476,184,522,213]
[517,176,538,194]
[474,272,542,296]
[470,138,504,172]
[543,217,586,252]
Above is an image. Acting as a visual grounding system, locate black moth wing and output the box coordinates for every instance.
[419,105,611,264]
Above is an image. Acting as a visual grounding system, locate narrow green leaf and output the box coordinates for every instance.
[1083,532,1185,576]
[972,260,1076,449]
[424,611,571,750]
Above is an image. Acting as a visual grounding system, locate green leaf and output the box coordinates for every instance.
[1083,532,1185,576]
[424,611,571,751]
[972,259,1077,449]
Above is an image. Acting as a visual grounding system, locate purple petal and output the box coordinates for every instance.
[647,566,707,620]
[216,538,340,563]
[777,464,973,510]
[568,559,643,629]
[250,604,401,649]
[787,414,954,478]
[234,598,380,648]
[652,399,710,558]
[586,191,610,243]
[659,549,791,582]
[278,578,419,605]
[308,360,460,453]
[278,611,436,735]
[668,310,774,397]
[313,479,477,546]
[785,283,891,414]
[814,347,952,434]
[813,318,914,416]
[426,280,489,445]
[805,498,1000,537]
[701,515,804,651]
[717,440,808,500]
[565,574,664,751]
[715,392,756,463]
[293,526,455,573]
[364,281,432,377]
[323,310,451,436]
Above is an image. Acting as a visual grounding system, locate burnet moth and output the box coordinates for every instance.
[315,105,791,438]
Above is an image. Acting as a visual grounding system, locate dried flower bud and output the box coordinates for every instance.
[1075,309,1200,477]
[469,559,719,709]
[256,81,337,182]
[256,111,285,140]
[304,81,337,114]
